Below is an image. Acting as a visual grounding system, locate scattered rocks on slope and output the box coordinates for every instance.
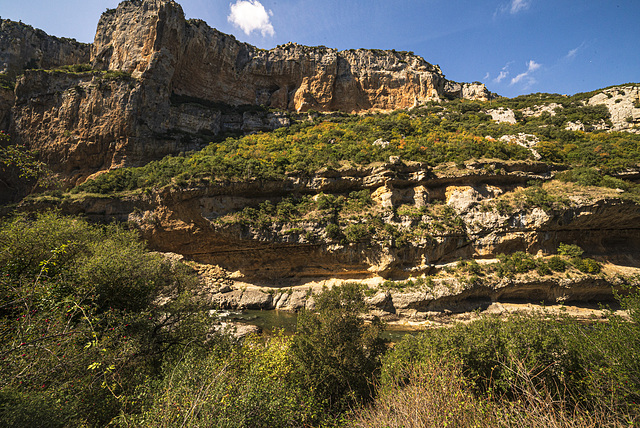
[589,85,640,133]
[487,107,517,124]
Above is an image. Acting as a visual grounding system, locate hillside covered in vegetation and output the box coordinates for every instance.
[1,0,640,425]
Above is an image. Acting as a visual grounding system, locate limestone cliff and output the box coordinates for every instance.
[3,0,491,183]
[92,0,493,113]
[21,160,640,322]
[0,19,90,79]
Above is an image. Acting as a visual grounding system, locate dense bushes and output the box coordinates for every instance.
[0,212,210,427]
[0,222,389,427]
[118,283,387,427]
[290,284,386,414]
[383,306,640,416]
[492,244,600,279]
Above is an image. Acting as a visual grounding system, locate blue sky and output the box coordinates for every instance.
[2,0,638,98]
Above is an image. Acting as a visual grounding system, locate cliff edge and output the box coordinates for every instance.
[91,0,493,113]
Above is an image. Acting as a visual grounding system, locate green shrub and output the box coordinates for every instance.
[0,73,14,90]
[382,314,583,399]
[325,222,343,241]
[573,257,602,274]
[101,70,133,81]
[558,243,584,258]
[557,167,603,187]
[55,64,93,73]
[600,175,630,190]
[496,252,537,277]
[121,334,317,428]
[536,261,552,276]
[290,284,386,415]
[0,212,209,427]
[547,255,567,272]
[344,223,372,243]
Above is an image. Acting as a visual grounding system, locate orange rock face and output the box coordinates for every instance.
[92,0,492,113]
[8,0,493,183]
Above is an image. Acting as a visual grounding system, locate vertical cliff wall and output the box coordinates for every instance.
[91,0,493,112]
[0,19,90,78]
[6,0,496,183]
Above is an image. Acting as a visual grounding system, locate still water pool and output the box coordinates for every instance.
[222,310,422,342]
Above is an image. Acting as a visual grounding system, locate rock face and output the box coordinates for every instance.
[589,85,640,133]
[92,0,492,112]
[3,0,490,182]
[487,107,517,124]
[0,19,90,78]
[27,160,640,282]
[10,69,289,183]
[23,161,640,320]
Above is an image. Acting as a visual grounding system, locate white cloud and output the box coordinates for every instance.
[495,0,531,16]
[509,0,531,14]
[484,72,490,80]
[228,0,275,37]
[565,43,585,60]
[527,60,541,72]
[510,60,541,86]
[494,70,509,83]
[492,63,512,83]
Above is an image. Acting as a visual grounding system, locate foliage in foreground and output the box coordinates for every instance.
[0,216,387,427]
[1,215,640,426]
[383,296,640,416]
[0,212,210,427]
[352,358,631,428]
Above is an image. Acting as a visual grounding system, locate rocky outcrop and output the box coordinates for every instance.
[522,103,560,117]
[0,19,90,78]
[17,158,640,321]
[92,0,492,112]
[4,0,491,182]
[487,107,517,124]
[10,69,291,183]
[444,81,495,101]
[589,85,640,133]
[22,160,640,279]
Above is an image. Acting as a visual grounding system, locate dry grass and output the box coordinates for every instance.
[350,359,634,428]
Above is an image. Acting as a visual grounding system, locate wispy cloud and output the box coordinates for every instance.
[565,42,585,60]
[228,0,275,37]
[510,60,541,87]
[492,63,512,83]
[494,70,509,83]
[495,0,532,17]
[509,0,531,14]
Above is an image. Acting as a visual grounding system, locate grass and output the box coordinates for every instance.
[352,359,631,427]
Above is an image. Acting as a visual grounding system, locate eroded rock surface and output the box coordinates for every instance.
[0,19,90,78]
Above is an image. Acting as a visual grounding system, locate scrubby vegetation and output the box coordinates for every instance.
[0,213,639,426]
[0,73,14,90]
[66,85,640,198]
[5,83,640,426]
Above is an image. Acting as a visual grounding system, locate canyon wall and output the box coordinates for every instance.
[91,0,493,112]
[4,0,493,183]
[0,19,90,78]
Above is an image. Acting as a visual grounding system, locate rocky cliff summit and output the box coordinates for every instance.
[91,0,493,112]
[1,0,495,185]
